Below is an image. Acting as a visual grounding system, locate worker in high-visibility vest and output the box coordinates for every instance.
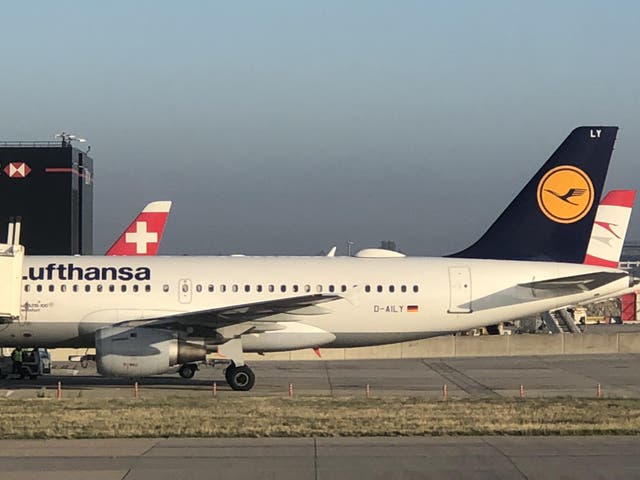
[10,347,23,377]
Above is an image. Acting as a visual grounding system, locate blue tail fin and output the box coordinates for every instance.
[449,126,618,263]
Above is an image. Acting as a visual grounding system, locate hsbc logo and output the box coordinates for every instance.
[3,162,31,178]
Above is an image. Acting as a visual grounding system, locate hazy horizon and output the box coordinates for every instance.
[2,2,639,256]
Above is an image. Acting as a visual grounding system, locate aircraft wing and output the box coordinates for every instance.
[116,293,342,330]
[518,271,628,297]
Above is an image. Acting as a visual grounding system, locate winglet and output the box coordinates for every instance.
[106,201,172,256]
[584,189,636,268]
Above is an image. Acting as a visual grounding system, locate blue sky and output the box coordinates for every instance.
[1,1,639,255]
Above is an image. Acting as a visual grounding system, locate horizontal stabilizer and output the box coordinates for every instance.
[519,271,628,296]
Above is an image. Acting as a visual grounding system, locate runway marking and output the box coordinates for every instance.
[537,355,640,397]
[314,437,319,480]
[482,437,529,479]
[422,360,499,398]
[323,362,334,396]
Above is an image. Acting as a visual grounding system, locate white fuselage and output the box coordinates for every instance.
[0,256,629,350]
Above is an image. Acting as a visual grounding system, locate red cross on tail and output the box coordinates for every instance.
[106,201,172,256]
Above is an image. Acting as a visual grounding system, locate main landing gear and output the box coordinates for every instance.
[178,363,198,379]
[224,363,255,391]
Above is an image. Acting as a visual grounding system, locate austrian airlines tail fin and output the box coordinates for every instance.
[106,201,172,256]
[449,126,618,263]
[583,190,636,268]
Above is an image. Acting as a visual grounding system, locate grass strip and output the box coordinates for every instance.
[1,396,639,439]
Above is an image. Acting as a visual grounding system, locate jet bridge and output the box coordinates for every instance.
[0,219,24,321]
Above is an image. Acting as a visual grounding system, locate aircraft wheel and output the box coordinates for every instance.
[226,365,255,391]
[178,364,197,379]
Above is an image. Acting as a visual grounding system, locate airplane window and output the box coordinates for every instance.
[24,285,30,292]
[281,285,286,293]
[293,285,299,293]
[36,285,43,293]
[97,285,103,293]
[257,284,263,293]
[245,285,251,292]
[109,285,115,293]
[208,284,214,292]
[268,285,275,293]
[61,285,67,293]
[413,285,419,293]
[232,284,239,293]
[196,284,203,293]
[316,285,322,293]
[133,285,139,293]
[48,285,55,292]
[304,285,311,293]
[377,285,383,293]
[389,285,395,293]
[163,284,170,293]
[328,285,335,293]
[341,285,347,292]
[72,285,79,293]
[365,285,371,293]
[85,285,91,293]
[401,285,407,293]
[121,285,127,293]
[182,284,188,293]
[145,285,151,293]
[220,285,226,293]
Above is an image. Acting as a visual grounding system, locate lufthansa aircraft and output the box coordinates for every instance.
[0,127,633,390]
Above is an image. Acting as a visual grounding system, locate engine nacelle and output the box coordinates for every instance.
[96,326,206,377]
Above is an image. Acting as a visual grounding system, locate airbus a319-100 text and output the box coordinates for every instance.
[0,126,632,390]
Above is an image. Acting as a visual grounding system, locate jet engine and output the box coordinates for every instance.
[95,326,206,377]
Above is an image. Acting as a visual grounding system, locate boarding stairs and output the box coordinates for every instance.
[542,309,581,334]
[0,219,24,322]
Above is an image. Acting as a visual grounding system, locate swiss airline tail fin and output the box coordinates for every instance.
[449,127,618,263]
[583,190,636,268]
[106,201,172,256]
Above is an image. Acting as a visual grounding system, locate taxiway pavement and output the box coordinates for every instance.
[1,436,639,479]
[1,354,640,399]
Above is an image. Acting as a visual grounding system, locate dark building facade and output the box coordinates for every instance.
[0,141,93,255]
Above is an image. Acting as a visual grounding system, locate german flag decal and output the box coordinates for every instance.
[407,305,419,313]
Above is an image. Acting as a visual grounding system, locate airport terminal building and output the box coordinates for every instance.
[0,140,93,255]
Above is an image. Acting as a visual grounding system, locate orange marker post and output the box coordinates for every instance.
[443,384,447,401]
[288,383,293,399]
[134,382,139,399]
[56,381,62,400]
[519,385,524,398]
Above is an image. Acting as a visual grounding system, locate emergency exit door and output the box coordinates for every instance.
[447,267,472,313]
